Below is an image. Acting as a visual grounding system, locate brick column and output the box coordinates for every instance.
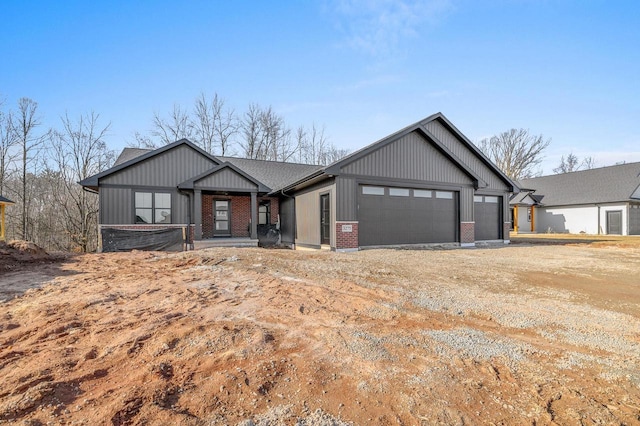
[503,222,511,244]
[336,221,359,252]
[460,221,475,247]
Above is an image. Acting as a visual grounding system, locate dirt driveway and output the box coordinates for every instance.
[1,241,639,425]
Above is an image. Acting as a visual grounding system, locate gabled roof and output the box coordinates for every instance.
[284,112,518,193]
[178,162,270,192]
[0,195,14,204]
[114,147,152,166]
[216,156,322,193]
[519,162,640,206]
[509,191,542,205]
[79,139,219,188]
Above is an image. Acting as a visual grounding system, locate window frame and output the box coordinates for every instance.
[258,200,271,225]
[134,191,172,224]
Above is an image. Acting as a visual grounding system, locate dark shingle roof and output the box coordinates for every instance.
[114,148,152,166]
[519,162,640,206]
[103,143,321,193]
[216,156,322,192]
[0,195,14,204]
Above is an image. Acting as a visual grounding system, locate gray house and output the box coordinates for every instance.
[511,162,640,235]
[80,113,517,251]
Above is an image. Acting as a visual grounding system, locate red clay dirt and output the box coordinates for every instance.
[1,239,640,425]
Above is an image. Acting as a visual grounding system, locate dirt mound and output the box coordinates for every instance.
[1,246,639,424]
[0,240,50,272]
[0,240,48,259]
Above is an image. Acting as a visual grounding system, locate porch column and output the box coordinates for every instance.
[250,191,258,240]
[194,189,202,240]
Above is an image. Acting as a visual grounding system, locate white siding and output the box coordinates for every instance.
[535,206,599,234]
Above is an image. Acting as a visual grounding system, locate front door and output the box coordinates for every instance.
[214,200,231,236]
[606,210,622,235]
[320,194,330,245]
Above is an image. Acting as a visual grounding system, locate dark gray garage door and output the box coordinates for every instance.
[630,204,640,235]
[358,185,458,246]
[474,195,502,240]
[607,210,623,235]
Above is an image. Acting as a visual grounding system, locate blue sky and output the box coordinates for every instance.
[2,0,639,174]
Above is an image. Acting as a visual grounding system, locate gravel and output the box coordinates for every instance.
[425,327,536,365]
[237,406,352,426]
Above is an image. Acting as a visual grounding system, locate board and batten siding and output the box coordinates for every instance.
[341,132,472,184]
[336,131,476,222]
[194,168,258,191]
[425,120,509,191]
[102,144,218,187]
[295,180,336,248]
[100,187,189,225]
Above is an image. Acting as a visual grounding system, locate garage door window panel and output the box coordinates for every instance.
[362,186,385,196]
[389,188,410,197]
[436,191,454,199]
[414,190,432,198]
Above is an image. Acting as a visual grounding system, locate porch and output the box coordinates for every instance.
[193,237,259,249]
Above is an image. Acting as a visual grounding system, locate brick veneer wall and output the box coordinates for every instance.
[201,194,279,238]
[336,221,359,250]
[503,222,511,241]
[460,222,475,244]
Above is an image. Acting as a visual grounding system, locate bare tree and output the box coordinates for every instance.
[193,92,238,155]
[479,128,551,180]
[129,131,158,149]
[15,97,45,240]
[324,145,350,165]
[553,152,597,174]
[0,105,19,194]
[553,152,580,174]
[582,156,596,170]
[295,123,348,165]
[259,106,295,161]
[151,104,193,145]
[49,112,114,251]
[240,103,263,159]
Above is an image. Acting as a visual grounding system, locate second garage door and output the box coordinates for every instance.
[358,185,458,246]
[474,195,502,240]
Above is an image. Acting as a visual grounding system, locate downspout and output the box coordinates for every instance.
[179,189,193,250]
[597,204,601,235]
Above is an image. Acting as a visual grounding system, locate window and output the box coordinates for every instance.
[414,190,432,198]
[435,191,454,199]
[135,192,171,224]
[389,187,410,197]
[485,196,499,203]
[474,195,483,203]
[362,186,385,196]
[259,200,271,225]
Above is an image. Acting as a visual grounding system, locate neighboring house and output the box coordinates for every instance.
[80,112,517,251]
[511,162,640,235]
[0,195,14,242]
